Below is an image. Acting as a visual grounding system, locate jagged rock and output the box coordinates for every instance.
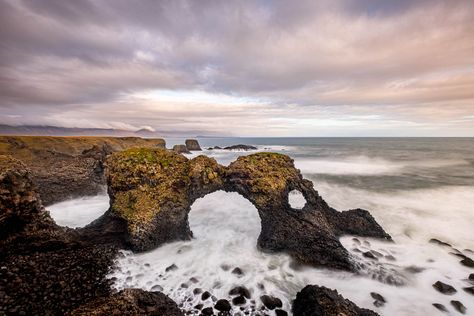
[172,144,191,154]
[96,149,390,271]
[223,144,257,150]
[185,139,202,151]
[451,300,467,314]
[69,289,183,315]
[293,285,379,316]
[260,295,282,310]
[0,136,166,205]
[433,281,457,295]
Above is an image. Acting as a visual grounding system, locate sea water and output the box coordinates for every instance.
[48,138,474,315]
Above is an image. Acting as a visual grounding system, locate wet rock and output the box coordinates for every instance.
[201,307,214,315]
[460,257,474,268]
[151,285,163,292]
[180,283,189,289]
[370,250,384,258]
[207,146,222,150]
[275,309,288,316]
[260,295,282,310]
[194,288,203,295]
[190,277,199,283]
[229,286,251,299]
[433,303,448,312]
[370,292,386,303]
[463,286,474,296]
[70,289,183,315]
[232,295,247,305]
[223,144,257,151]
[173,144,191,154]
[429,238,452,247]
[385,255,396,261]
[363,251,378,260]
[215,299,231,312]
[433,281,457,295]
[451,300,467,314]
[195,303,204,310]
[201,291,211,301]
[232,267,244,276]
[185,139,202,151]
[166,264,178,272]
[470,273,474,281]
[220,264,231,271]
[352,237,361,245]
[404,266,425,274]
[293,285,379,316]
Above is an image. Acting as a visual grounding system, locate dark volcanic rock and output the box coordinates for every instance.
[460,257,474,268]
[185,139,202,151]
[229,286,251,299]
[463,286,474,295]
[172,144,191,154]
[232,295,247,305]
[433,281,457,295]
[451,300,467,314]
[470,273,474,281]
[433,303,448,312]
[95,149,390,271]
[201,307,214,315]
[201,291,211,301]
[215,299,231,312]
[223,144,257,150]
[370,292,386,307]
[275,309,288,316]
[231,267,244,276]
[69,288,183,315]
[260,295,282,310]
[293,285,379,316]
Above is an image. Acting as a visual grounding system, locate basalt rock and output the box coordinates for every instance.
[185,139,202,151]
[0,136,166,205]
[0,156,176,315]
[96,148,391,271]
[172,144,191,154]
[68,289,183,316]
[293,285,379,316]
[223,144,257,150]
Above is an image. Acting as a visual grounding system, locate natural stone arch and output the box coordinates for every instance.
[97,148,390,271]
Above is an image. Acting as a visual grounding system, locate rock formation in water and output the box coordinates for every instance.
[0,136,166,205]
[292,285,379,316]
[185,139,202,151]
[98,148,390,271]
[172,144,191,154]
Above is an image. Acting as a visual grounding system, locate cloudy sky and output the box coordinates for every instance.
[1,0,474,136]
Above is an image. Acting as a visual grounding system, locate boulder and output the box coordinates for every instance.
[69,289,183,315]
[260,295,282,310]
[95,149,391,271]
[185,139,202,151]
[292,285,379,316]
[172,144,191,154]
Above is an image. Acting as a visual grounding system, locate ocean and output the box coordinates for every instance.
[48,137,474,315]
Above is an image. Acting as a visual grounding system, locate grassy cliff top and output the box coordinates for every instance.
[0,135,166,162]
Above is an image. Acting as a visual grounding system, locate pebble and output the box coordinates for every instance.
[451,300,467,314]
[432,281,457,295]
[215,299,231,312]
[260,295,282,310]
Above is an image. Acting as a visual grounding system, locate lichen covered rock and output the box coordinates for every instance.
[101,149,390,270]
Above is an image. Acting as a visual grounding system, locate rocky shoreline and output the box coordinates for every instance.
[0,138,398,315]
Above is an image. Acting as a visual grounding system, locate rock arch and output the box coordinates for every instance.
[95,148,390,271]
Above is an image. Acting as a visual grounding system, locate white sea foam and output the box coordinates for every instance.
[105,189,474,315]
[295,156,469,176]
[47,194,109,228]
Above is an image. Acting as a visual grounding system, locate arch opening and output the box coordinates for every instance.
[288,189,307,209]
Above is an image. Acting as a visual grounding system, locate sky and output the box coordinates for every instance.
[1,0,474,137]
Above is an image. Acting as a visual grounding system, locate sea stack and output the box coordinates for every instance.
[172,144,191,154]
[185,139,202,151]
